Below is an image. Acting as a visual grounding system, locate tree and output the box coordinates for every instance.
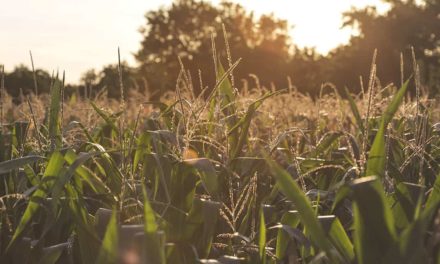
[288,47,327,95]
[81,69,98,88]
[136,0,292,96]
[4,65,52,98]
[327,0,440,93]
[79,69,98,98]
[78,63,137,100]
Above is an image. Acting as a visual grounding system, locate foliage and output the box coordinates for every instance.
[328,0,440,93]
[80,63,138,99]
[1,45,440,263]
[136,0,292,96]
[3,65,51,99]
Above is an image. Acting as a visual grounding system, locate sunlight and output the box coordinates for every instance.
[233,0,390,53]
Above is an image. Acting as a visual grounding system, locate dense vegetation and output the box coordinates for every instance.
[1,39,440,263]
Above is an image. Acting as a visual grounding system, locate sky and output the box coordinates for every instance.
[0,0,390,83]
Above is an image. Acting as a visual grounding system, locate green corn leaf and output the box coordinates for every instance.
[7,151,64,250]
[199,199,221,258]
[96,209,119,264]
[205,59,241,137]
[399,194,440,263]
[426,172,440,210]
[185,158,219,199]
[366,79,409,177]
[23,163,39,186]
[259,208,266,264]
[185,197,221,259]
[394,182,425,223]
[133,132,151,171]
[344,87,364,133]
[275,210,300,259]
[328,217,354,262]
[87,142,123,194]
[51,150,114,218]
[90,101,119,132]
[142,184,166,264]
[72,120,95,143]
[351,176,398,264]
[217,60,239,158]
[0,155,44,175]
[266,158,334,255]
[217,59,236,118]
[95,208,113,239]
[48,77,63,149]
[64,149,109,194]
[142,185,158,234]
[38,243,69,264]
[310,132,342,157]
[66,184,100,264]
[13,121,29,149]
[229,90,283,159]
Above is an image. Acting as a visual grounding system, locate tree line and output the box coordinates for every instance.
[2,0,439,100]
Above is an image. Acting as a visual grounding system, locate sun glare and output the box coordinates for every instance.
[234,0,390,54]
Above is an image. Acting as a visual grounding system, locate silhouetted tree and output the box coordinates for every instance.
[4,65,52,98]
[81,62,136,99]
[136,0,292,96]
[81,69,98,88]
[327,0,440,93]
[289,47,327,95]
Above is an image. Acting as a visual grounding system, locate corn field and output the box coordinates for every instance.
[1,54,440,264]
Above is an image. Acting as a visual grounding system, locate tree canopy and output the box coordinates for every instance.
[327,0,440,93]
[135,0,439,96]
[135,0,293,96]
[3,65,52,98]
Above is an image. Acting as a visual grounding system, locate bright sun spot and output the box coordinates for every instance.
[233,0,390,54]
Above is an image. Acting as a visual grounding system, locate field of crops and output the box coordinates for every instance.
[1,56,440,263]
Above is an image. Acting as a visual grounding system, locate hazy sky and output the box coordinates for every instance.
[0,0,389,83]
